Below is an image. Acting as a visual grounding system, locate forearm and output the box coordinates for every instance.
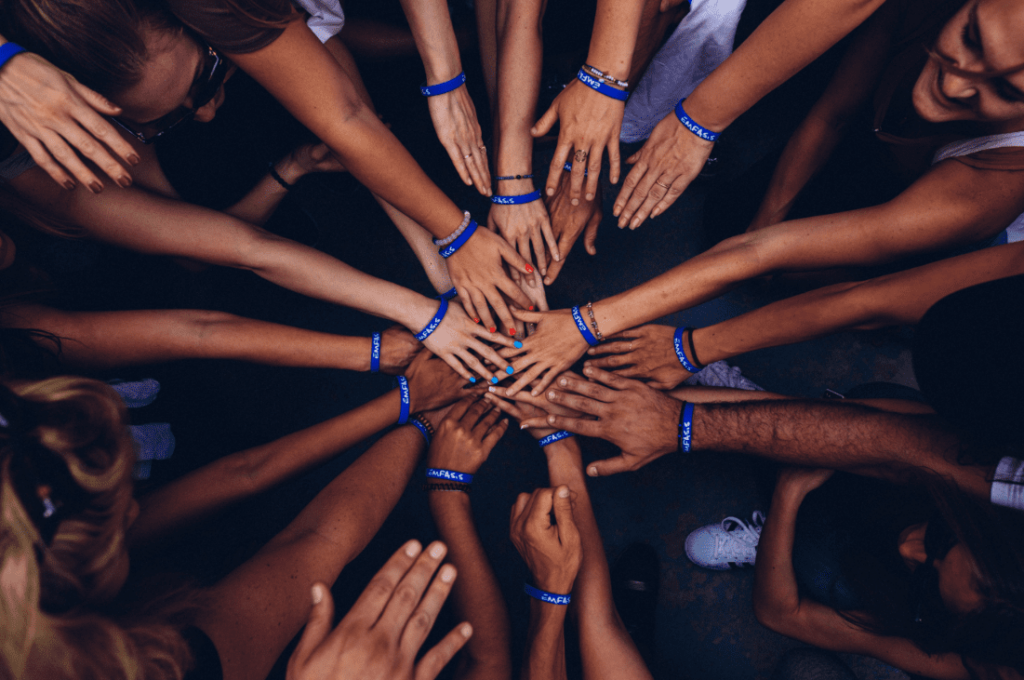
[374,194,454,294]
[429,492,513,680]
[4,305,372,371]
[681,0,885,131]
[494,0,544,189]
[523,603,568,680]
[400,0,463,82]
[132,390,402,543]
[586,0,646,80]
[223,157,305,226]
[752,484,804,622]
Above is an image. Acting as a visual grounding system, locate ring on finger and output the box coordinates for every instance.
[463,154,472,159]
[655,181,671,189]
[574,149,588,163]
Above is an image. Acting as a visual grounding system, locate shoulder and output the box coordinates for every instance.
[166,0,294,53]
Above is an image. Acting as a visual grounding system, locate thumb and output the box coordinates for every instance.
[510,307,546,324]
[532,102,559,137]
[289,583,336,670]
[586,454,635,478]
[72,81,121,115]
[311,143,332,161]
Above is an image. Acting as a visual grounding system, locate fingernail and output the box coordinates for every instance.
[405,540,421,557]
[62,180,75,191]
[532,390,540,397]
[491,376,499,384]
[469,376,476,383]
[586,193,594,201]
[514,340,523,349]
[488,386,496,393]
[559,377,567,386]
[509,328,516,336]
[548,391,557,399]
[473,318,480,324]
[571,198,579,206]
[584,366,593,375]
[588,466,598,477]
[117,175,132,188]
[506,366,514,375]
[558,487,570,498]
[525,264,534,273]
[519,423,527,430]
[489,326,496,333]
[440,564,456,582]
[461,623,473,638]
[430,543,445,559]
[547,188,554,196]
[311,584,323,604]
[89,181,103,194]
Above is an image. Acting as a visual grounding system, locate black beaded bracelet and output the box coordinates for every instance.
[268,163,294,190]
[424,481,471,493]
[494,173,534,181]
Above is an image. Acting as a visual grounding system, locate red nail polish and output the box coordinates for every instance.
[473,318,480,323]
[489,326,497,333]
[509,328,516,336]
[529,306,535,311]
[525,264,534,273]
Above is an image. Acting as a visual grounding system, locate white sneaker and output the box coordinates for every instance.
[684,511,765,570]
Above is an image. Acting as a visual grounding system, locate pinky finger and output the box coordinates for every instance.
[650,184,684,219]
[459,347,498,384]
[414,623,473,680]
[458,294,480,325]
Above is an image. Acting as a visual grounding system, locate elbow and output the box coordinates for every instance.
[752,585,802,635]
[228,224,291,274]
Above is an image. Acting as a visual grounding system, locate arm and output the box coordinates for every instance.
[426,398,513,680]
[488,0,558,275]
[613,0,890,227]
[523,598,569,680]
[534,0,646,203]
[754,469,970,680]
[400,0,490,194]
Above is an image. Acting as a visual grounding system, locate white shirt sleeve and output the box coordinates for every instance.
[990,456,1024,511]
[293,0,346,43]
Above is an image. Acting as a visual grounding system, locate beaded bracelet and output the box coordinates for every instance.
[491,190,541,205]
[494,173,533,181]
[415,298,448,342]
[524,583,571,605]
[268,163,294,190]
[396,376,411,424]
[0,43,26,71]
[576,69,628,102]
[426,467,474,484]
[410,416,432,445]
[678,401,695,453]
[370,332,381,373]
[673,327,703,373]
[420,71,466,97]
[433,211,472,247]
[674,99,719,142]
[439,220,478,259]
[571,306,600,346]
[538,430,572,447]
[424,481,470,493]
[581,63,628,88]
[586,302,604,342]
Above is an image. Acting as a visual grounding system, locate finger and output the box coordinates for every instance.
[607,137,622,185]
[498,238,535,277]
[587,339,634,356]
[551,486,580,546]
[400,561,457,655]
[470,399,501,432]
[70,81,122,114]
[581,364,637,391]
[627,181,670,230]
[457,346,497,384]
[554,371,617,402]
[466,145,490,196]
[532,101,559,138]
[538,212,560,264]
[70,101,141,168]
[544,139,572,198]
[444,394,479,424]
[433,348,476,383]
[379,541,448,628]
[508,307,546,325]
[613,161,647,219]
[470,289,497,334]
[569,149,588,204]
[346,540,423,627]
[545,387,607,417]
[59,125,134,187]
[584,149,602,202]
[543,249,566,286]
[504,361,549,398]
[619,171,662,229]
[288,583,336,673]
[482,391,530,421]
[414,622,473,680]
[20,137,73,189]
[650,180,685,219]
[543,413,604,438]
[526,488,556,531]
[585,353,634,369]
[495,276,535,315]
[458,293,481,327]
[482,415,510,448]
[529,226,548,276]
[583,209,600,256]
[587,453,638,477]
[31,132,107,192]
[462,394,493,426]
[511,491,532,528]
[444,141,474,187]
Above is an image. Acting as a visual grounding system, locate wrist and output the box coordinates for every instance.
[496,178,536,193]
[274,157,305,186]
[678,89,732,134]
[532,574,575,596]
[421,52,463,85]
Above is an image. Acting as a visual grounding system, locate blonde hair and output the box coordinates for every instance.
[0,377,191,680]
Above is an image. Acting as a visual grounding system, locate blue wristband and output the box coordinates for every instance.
[538,430,573,447]
[411,419,431,445]
[439,220,478,259]
[397,376,411,424]
[563,162,588,176]
[415,298,448,342]
[674,99,719,142]
[439,287,458,300]
[571,306,599,347]
[491,190,541,205]
[420,71,466,97]
[576,69,628,102]
[426,467,474,484]
[673,327,701,373]
[524,583,571,605]
[0,43,26,70]
[679,401,695,453]
[370,332,381,373]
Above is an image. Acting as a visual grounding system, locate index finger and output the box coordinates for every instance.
[345,540,424,627]
[526,488,556,531]
[545,140,574,198]
[71,100,141,173]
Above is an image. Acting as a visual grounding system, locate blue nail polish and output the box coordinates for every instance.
[514,340,523,349]
[506,366,515,375]
[469,376,476,383]
[491,376,499,384]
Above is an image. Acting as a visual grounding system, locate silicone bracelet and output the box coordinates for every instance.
[370,332,381,373]
[396,376,411,424]
[439,287,458,301]
[538,430,573,447]
[678,401,695,453]
[674,99,719,142]
[576,69,628,102]
[491,190,541,205]
[581,63,628,88]
[426,467,474,484]
[673,327,701,373]
[563,162,588,176]
[439,220,478,258]
[524,583,571,605]
[420,71,466,97]
[571,306,599,346]
[415,298,448,342]
[0,43,26,70]
[411,418,431,445]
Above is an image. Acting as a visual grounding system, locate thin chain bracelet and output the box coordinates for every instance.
[582,63,628,89]
[586,302,604,342]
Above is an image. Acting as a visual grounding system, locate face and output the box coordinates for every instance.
[116,25,232,138]
[899,522,985,614]
[912,0,1024,129]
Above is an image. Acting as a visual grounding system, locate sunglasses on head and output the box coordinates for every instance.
[112,42,229,144]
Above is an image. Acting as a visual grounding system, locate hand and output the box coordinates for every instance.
[427,396,509,476]
[405,348,470,413]
[0,52,139,191]
[446,227,534,338]
[286,540,471,680]
[483,382,588,439]
[543,171,601,285]
[510,487,581,594]
[290,143,348,175]
[417,299,515,384]
[517,367,682,477]
[498,308,591,398]
[584,325,689,389]
[534,78,625,205]
[507,268,549,339]
[380,325,421,375]
[776,467,835,497]
[488,199,558,278]
[613,110,715,230]
[427,86,490,195]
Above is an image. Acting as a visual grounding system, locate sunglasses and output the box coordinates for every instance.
[112,43,229,144]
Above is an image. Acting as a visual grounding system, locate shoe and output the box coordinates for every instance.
[684,511,765,570]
